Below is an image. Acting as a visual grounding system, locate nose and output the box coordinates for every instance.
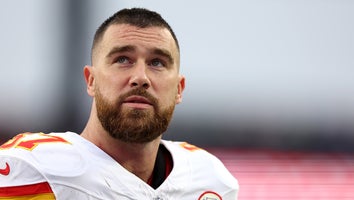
[129,62,151,89]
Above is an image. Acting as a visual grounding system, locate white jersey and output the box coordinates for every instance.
[0,132,238,199]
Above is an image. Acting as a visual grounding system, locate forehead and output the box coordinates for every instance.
[98,24,178,58]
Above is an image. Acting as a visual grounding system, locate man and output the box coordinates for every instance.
[0,8,238,199]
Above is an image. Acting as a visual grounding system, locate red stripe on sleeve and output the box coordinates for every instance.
[0,182,53,197]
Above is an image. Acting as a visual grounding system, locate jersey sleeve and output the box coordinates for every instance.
[169,141,239,199]
[198,149,239,199]
[0,146,56,199]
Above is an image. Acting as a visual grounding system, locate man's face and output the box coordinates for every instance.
[85,24,185,143]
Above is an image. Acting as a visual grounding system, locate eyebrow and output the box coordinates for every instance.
[152,48,174,65]
[106,45,175,64]
[106,45,135,59]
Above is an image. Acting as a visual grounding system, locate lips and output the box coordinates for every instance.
[123,95,153,105]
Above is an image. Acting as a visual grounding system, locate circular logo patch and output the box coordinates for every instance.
[198,191,222,200]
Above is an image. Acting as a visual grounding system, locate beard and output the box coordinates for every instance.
[95,87,175,143]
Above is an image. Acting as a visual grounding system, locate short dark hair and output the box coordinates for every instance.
[91,8,179,62]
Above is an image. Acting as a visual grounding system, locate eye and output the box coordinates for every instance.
[115,56,130,64]
[149,59,165,68]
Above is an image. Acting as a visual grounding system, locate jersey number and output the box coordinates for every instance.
[0,133,69,151]
[180,142,201,151]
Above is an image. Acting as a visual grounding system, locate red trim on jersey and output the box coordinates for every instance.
[0,182,53,197]
[198,191,222,200]
[147,176,152,185]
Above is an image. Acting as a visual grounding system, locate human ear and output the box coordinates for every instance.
[84,65,95,97]
[176,75,185,104]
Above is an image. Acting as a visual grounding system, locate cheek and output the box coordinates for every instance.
[95,77,124,101]
[98,70,127,89]
[156,80,179,105]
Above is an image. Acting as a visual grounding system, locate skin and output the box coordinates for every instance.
[80,24,185,183]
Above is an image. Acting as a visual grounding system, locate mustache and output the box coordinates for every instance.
[118,88,158,107]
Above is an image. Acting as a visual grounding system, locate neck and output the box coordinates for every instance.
[81,121,161,183]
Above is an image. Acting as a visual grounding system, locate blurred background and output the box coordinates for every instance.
[1,1,354,199]
[1,0,354,152]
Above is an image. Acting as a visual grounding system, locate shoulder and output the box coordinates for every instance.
[0,132,73,150]
[0,132,87,176]
[162,140,224,165]
[162,140,213,164]
[162,140,238,186]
